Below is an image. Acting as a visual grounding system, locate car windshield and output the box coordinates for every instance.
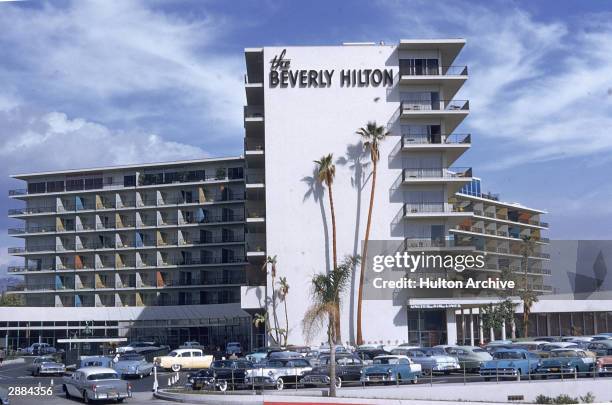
[493,351,523,360]
[168,351,178,357]
[472,348,487,353]
[551,351,579,358]
[87,373,118,380]
[374,358,399,365]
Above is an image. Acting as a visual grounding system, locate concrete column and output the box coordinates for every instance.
[511,317,516,339]
[446,308,458,345]
[461,310,466,345]
[490,327,495,342]
[479,315,484,345]
[501,322,507,340]
[469,308,475,347]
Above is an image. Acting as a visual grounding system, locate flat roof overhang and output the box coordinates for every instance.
[398,39,466,66]
[401,143,470,165]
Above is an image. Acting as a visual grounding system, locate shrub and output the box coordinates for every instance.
[535,394,553,404]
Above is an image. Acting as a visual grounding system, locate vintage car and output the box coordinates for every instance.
[360,355,419,385]
[245,347,282,364]
[62,367,132,403]
[180,341,205,350]
[355,349,390,365]
[79,355,113,369]
[300,354,364,388]
[511,341,550,352]
[532,342,581,358]
[116,341,166,354]
[535,348,594,378]
[587,340,612,357]
[245,357,312,390]
[153,348,213,371]
[392,347,459,375]
[28,356,66,376]
[188,359,254,391]
[112,353,154,379]
[435,345,492,372]
[25,343,57,356]
[480,348,540,381]
[595,354,612,375]
[225,342,243,357]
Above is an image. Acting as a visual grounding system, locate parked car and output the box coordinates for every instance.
[180,341,205,350]
[116,341,165,354]
[267,351,303,360]
[587,340,612,357]
[595,354,612,376]
[561,336,593,343]
[355,349,390,365]
[285,345,311,357]
[225,342,243,357]
[25,343,57,356]
[435,346,492,372]
[28,356,66,376]
[245,357,312,390]
[245,346,282,364]
[591,335,612,341]
[535,348,593,378]
[79,355,113,369]
[532,342,581,358]
[360,355,419,385]
[112,353,154,379]
[188,359,254,391]
[62,367,132,403]
[153,348,213,371]
[479,348,540,381]
[483,341,514,353]
[300,354,364,388]
[511,341,550,352]
[392,347,459,375]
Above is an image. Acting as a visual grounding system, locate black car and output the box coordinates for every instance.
[188,359,253,391]
[300,354,364,388]
[355,349,390,364]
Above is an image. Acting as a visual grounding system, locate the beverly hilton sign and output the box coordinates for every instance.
[269,49,393,88]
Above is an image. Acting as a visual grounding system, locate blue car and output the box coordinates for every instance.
[480,348,540,381]
[535,348,594,379]
[360,355,420,385]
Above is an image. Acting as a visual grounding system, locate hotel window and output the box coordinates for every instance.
[46,180,64,192]
[84,177,103,190]
[142,173,163,185]
[164,172,180,184]
[123,175,136,187]
[399,58,439,76]
[187,170,206,181]
[400,91,440,110]
[66,179,84,191]
[228,167,244,180]
[27,182,46,194]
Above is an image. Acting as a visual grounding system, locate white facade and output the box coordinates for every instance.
[244,40,480,346]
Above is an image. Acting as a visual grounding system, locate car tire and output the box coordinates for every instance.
[171,364,182,372]
[218,380,228,392]
[275,377,284,391]
[423,368,432,376]
[334,377,342,389]
[117,399,125,403]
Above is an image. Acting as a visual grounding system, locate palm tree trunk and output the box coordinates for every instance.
[271,275,281,345]
[356,160,377,345]
[283,299,289,346]
[328,318,336,397]
[327,176,341,343]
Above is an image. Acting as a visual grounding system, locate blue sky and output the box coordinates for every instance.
[1,0,611,274]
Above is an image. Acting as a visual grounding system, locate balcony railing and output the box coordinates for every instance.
[401,167,472,181]
[400,99,469,112]
[9,172,244,197]
[399,65,468,77]
[401,133,471,148]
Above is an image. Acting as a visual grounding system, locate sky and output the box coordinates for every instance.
[0,0,611,275]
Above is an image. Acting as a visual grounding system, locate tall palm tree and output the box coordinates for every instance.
[520,236,538,338]
[262,255,281,345]
[279,276,290,346]
[355,121,389,345]
[303,256,358,397]
[314,154,341,341]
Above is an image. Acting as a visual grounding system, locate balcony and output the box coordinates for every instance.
[400,99,469,133]
[396,202,473,220]
[399,65,467,99]
[394,167,472,193]
[399,133,470,164]
[244,139,265,159]
[244,106,264,124]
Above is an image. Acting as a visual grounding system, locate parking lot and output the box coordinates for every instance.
[1,355,610,405]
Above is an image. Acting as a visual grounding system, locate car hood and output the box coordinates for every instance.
[363,365,394,374]
[482,359,523,368]
[540,358,574,367]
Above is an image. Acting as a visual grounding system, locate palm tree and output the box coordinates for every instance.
[519,236,538,338]
[262,255,281,345]
[314,154,341,341]
[355,121,389,345]
[303,256,358,397]
[278,276,290,346]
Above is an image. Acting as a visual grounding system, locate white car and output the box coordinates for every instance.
[153,349,213,371]
[62,367,132,403]
[246,357,312,390]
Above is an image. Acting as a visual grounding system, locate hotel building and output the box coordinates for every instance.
[3,39,611,350]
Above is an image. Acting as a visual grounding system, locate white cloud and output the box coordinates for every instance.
[0,109,208,173]
[384,1,612,168]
